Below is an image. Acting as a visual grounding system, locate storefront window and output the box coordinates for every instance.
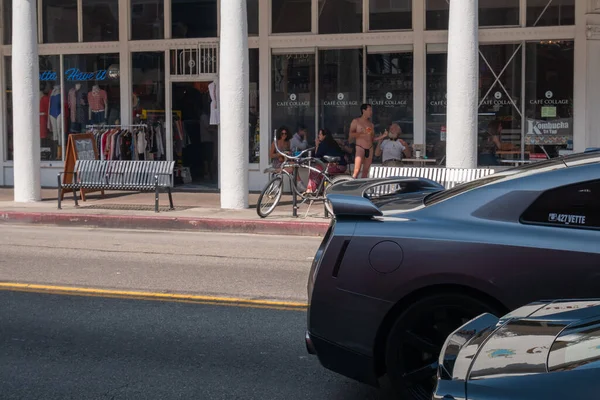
[527,0,574,27]
[319,48,363,141]
[478,44,522,166]
[83,0,119,42]
[3,0,12,45]
[366,51,414,150]
[4,57,12,160]
[132,52,165,121]
[271,53,316,144]
[425,46,447,161]
[272,0,311,33]
[5,55,63,161]
[370,0,411,31]
[131,0,164,40]
[524,41,574,159]
[43,0,78,43]
[319,0,362,34]
[172,0,217,38]
[426,0,519,30]
[248,0,259,36]
[63,54,121,133]
[249,49,260,163]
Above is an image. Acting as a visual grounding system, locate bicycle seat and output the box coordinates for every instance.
[323,156,341,163]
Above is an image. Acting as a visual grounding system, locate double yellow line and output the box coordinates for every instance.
[0,282,308,311]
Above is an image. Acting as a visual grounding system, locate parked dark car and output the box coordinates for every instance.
[434,299,600,400]
[306,152,600,400]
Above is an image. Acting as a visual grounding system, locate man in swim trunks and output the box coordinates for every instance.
[349,104,387,178]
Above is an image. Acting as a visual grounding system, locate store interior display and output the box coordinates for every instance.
[86,123,165,161]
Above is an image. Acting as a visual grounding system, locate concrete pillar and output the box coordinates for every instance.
[446,0,478,169]
[12,0,41,202]
[219,0,249,209]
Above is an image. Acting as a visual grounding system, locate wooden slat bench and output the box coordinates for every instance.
[58,160,176,212]
[367,166,495,197]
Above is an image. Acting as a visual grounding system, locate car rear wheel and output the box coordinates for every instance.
[384,293,500,400]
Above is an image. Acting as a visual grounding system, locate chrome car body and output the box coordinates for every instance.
[435,299,600,400]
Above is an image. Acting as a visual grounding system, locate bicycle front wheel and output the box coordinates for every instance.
[323,174,354,216]
[256,175,284,218]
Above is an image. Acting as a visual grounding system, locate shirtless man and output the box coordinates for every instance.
[349,104,387,178]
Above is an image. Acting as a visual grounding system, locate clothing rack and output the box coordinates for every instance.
[86,124,147,129]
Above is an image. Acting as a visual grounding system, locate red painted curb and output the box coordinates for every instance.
[0,211,330,237]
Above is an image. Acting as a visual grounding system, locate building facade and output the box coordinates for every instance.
[2,0,600,195]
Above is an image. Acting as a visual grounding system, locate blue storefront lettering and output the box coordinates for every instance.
[39,68,109,82]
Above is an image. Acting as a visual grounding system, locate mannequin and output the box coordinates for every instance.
[48,85,63,158]
[88,84,108,124]
[208,77,220,125]
[39,90,49,140]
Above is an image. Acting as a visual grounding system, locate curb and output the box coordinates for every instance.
[0,211,330,237]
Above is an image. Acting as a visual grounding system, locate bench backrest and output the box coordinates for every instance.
[73,160,175,187]
[368,166,495,196]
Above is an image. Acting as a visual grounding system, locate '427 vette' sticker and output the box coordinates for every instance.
[548,213,586,225]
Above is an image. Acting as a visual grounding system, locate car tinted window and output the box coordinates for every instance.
[548,321,600,372]
[424,160,567,206]
[520,180,600,230]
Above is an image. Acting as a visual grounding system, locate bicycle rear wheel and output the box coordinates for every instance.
[257,175,284,218]
[323,174,354,216]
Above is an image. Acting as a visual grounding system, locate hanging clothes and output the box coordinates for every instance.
[208,79,220,125]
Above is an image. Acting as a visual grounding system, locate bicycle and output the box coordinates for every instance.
[256,136,354,218]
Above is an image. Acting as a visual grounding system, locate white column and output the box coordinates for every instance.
[12,0,40,202]
[446,0,478,169]
[219,0,249,209]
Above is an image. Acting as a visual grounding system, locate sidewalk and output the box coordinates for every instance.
[0,188,330,236]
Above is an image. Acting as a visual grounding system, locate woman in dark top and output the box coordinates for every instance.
[307,128,348,193]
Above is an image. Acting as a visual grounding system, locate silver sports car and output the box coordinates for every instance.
[306,151,600,400]
[435,299,600,400]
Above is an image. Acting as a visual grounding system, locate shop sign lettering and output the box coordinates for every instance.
[276,101,311,107]
[323,100,359,107]
[65,68,108,81]
[480,99,516,106]
[429,100,447,107]
[529,99,569,105]
[40,69,109,81]
[39,70,58,81]
[526,118,571,135]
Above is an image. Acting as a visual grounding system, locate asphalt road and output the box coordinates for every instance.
[0,291,384,399]
[0,225,390,399]
[0,225,318,302]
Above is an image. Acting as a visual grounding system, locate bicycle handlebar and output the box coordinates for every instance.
[273,134,315,161]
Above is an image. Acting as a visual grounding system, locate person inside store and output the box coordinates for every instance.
[307,128,347,193]
[478,119,503,166]
[290,125,309,154]
[349,104,387,178]
[375,123,412,167]
[270,126,306,192]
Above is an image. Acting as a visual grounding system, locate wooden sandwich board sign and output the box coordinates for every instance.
[60,133,104,201]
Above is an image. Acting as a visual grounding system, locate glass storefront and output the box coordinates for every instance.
[131,0,164,40]
[43,0,79,43]
[366,50,413,144]
[524,40,574,158]
[249,49,260,163]
[5,55,63,161]
[63,54,121,130]
[527,0,574,27]
[82,0,119,42]
[171,0,217,38]
[319,48,363,141]
[319,0,362,34]
[272,0,311,33]
[271,53,316,141]
[426,0,519,30]
[425,41,574,166]
[132,52,165,119]
[370,0,411,31]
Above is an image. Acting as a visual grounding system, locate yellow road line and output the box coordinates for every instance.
[0,282,308,311]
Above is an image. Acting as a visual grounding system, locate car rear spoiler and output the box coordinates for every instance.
[325,177,444,218]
